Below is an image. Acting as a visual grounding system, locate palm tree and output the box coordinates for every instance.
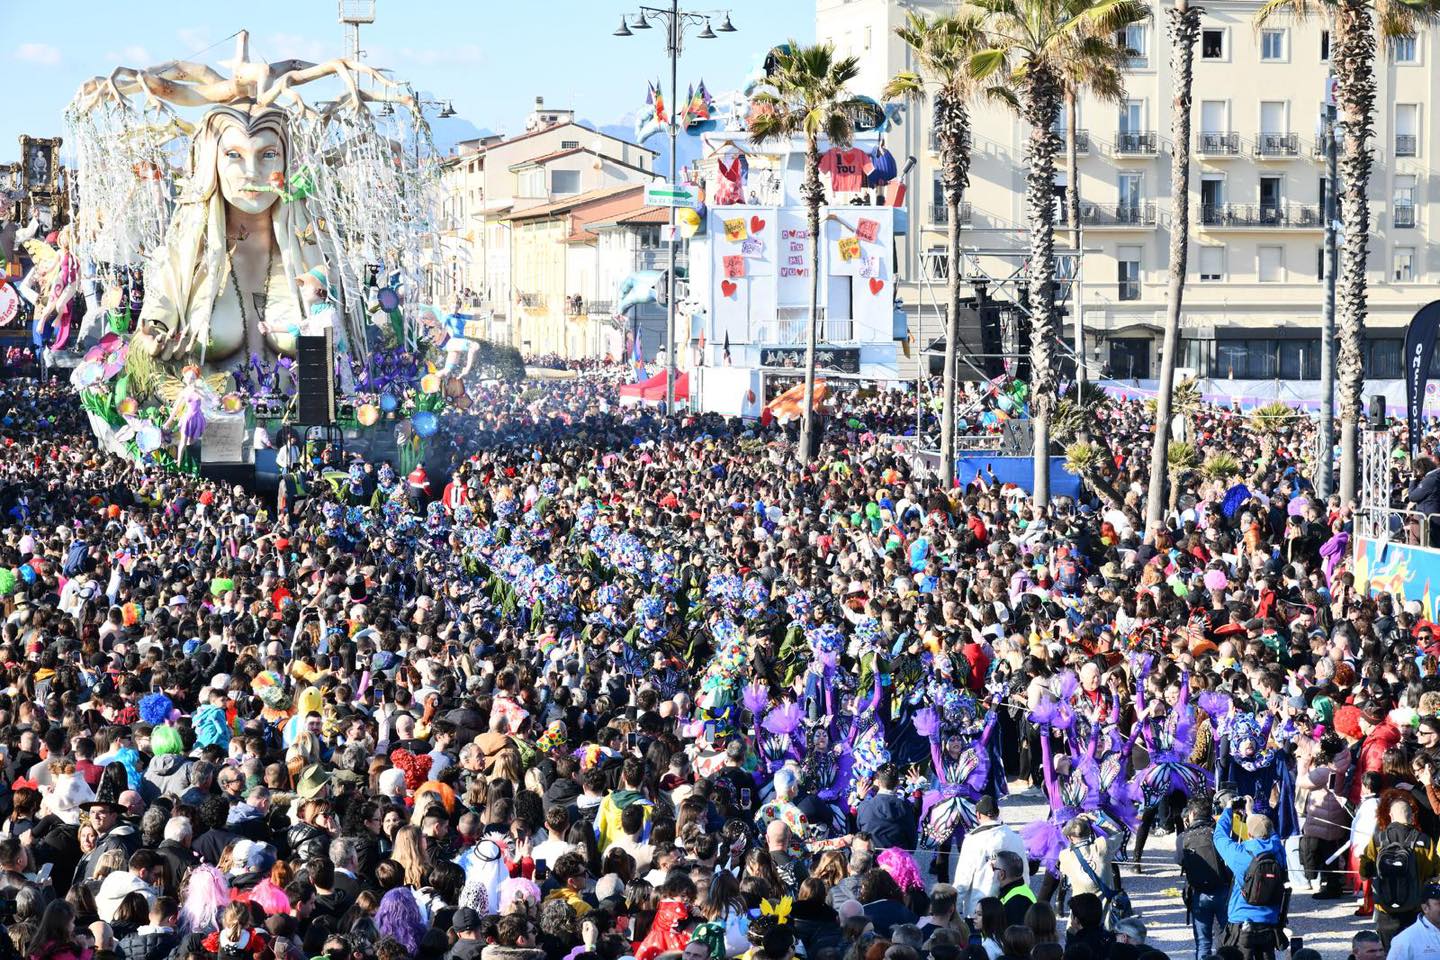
[750,43,871,463]
[1166,440,1200,512]
[1144,0,1202,535]
[884,10,989,489]
[1255,0,1440,502]
[971,0,1147,507]
[1064,438,1125,506]
[1058,18,1133,250]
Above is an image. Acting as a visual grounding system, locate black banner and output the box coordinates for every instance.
[1406,300,1440,454]
[758,346,861,374]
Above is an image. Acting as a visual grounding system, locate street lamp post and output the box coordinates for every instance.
[616,4,736,411]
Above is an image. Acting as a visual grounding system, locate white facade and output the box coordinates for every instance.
[818,0,1439,383]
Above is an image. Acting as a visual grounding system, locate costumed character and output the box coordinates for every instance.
[1129,674,1212,863]
[913,695,997,860]
[24,229,80,354]
[161,364,220,457]
[1217,711,1298,839]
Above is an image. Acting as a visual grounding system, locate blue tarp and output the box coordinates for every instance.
[955,455,1082,500]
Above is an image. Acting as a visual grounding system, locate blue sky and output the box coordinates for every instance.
[0,0,814,161]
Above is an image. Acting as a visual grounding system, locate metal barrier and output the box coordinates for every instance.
[1355,506,1440,547]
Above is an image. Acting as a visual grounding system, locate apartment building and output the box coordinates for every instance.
[434,97,657,346]
[817,0,1435,384]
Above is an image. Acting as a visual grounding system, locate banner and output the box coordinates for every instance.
[1405,300,1440,454]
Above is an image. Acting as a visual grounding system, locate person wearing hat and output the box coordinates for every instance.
[76,772,139,882]
[446,906,484,960]
[1389,881,1440,959]
[951,795,1027,916]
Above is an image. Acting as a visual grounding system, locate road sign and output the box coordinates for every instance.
[1323,74,1338,107]
[644,182,696,207]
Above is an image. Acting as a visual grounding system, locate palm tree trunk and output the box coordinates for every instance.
[1021,66,1063,508]
[1334,0,1375,504]
[1145,0,1201,534]
[1066,86,1081,251]
[937,92,971,490]
[800,142,826,462]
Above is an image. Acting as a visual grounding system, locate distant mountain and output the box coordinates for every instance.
[591,117,701,179]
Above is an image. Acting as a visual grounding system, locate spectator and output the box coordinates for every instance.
[1177,798,1230,960]
[1360,792,1438,948]
[1295,733,1351,900]
[1062,894,1112,959]
[856,768,916,852]
[974,897,1006,960]
[1389,881,1440,960]
[860,869,918,939]
[997,925,1033,960]
[952,798,1028,916]
[990,853,1034,929]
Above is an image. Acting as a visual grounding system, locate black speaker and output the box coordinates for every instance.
[999,419,1034,456]
[1369,394,1387,427]
[296,332,335,426]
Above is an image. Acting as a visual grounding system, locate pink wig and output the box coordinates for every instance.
[877,847,924,894]
[500,876,542,913]
[245,878,292,916]
[179,864,231,934]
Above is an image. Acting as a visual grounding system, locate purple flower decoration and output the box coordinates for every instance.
[762,702,802,736]
[743,681,769,716]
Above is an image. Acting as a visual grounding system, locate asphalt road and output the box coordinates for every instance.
[999,784,1375,960]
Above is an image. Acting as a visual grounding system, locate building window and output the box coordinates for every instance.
[1396,175,1417,227]
[1202,28,1226,60]
[1118,245,1142,300]
[1258,245,1284,282]
[550,170,580,194]
[560,140,580,150]
[864,26,872,49]
[1198,246,1223,281]
[1317,246,1325,281]
[1321,30,1330,60]
[1394,245,1416,281]
[1118,172,1143,214]
[1261,29,1287,61]
[1396,104,1419,156]
[1368,338,1404,378]
[1120,23,1147,65]
[1392,34,1418,63]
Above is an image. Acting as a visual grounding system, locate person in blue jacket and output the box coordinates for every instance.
[1213,803,1288,960]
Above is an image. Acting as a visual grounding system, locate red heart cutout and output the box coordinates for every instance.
[869,277,885,295]
[750,216,766,234]
[721,280,737,298]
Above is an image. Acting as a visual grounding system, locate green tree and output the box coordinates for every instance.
[971,0,1147,507]
[1255,0,1440,502]
[750,43,872,462]
[884,10,990,488]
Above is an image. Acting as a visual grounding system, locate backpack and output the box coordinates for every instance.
[1240,849,1286,907]
[1374,826,1424,913]
[1179,826,1229,895]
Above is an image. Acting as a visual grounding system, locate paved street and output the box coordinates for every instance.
[1000,785,1372,959]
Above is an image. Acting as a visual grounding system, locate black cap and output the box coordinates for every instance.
[976,795,999,818]
[452,907,480,933]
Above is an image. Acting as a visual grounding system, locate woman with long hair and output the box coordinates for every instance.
[975,897,1005,960]
[694,869,748,957]
[740,849,783,903]
[26,901,88,960]
[178,864,230,936]
[390,825,428,890]
[1022,902,1057,946]
[791,877,842,960]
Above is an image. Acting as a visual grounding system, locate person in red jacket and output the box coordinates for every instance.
[1353,698,1402,804]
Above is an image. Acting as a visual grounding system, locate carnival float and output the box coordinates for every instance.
[59,32,487,477]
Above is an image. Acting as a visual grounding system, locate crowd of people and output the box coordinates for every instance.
[0,361,1427,960]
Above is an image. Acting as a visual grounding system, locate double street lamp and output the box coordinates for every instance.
[614,4,736,410]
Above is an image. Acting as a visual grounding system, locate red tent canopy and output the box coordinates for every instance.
[619,371,689,403]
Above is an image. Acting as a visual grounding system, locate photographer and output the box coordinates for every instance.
[1213,800,1287,960]
[1176,798,1229,960]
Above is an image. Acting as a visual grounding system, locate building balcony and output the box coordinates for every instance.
[1397,134,1418,157]
[586,299,615,316]
[1254,133,1300,158]
[1196,131,1241,156]
[1199,203,1321,229]
[1050,128,1091,154]
[929,201,973,225]
[1079,202,1157,227]
[1394,202,1417,228]
[1113,131,1159,155]
[517,292,545,309]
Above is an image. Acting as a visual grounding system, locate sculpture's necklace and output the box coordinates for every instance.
[227,243,276,328]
